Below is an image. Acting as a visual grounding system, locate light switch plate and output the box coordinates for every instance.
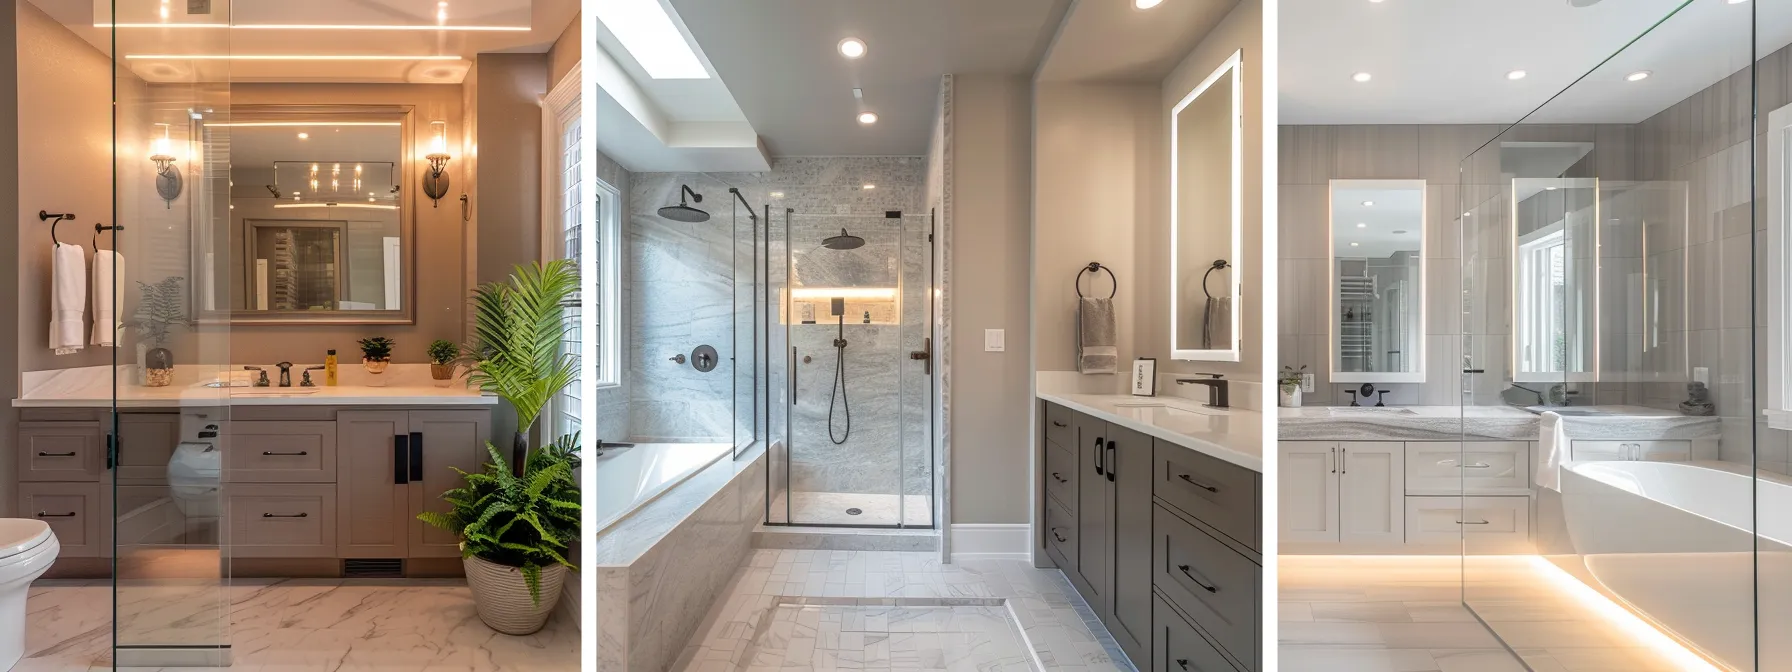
[1693,366,1710,385]
[984,329,1005,352]
[1301,373,1315,393]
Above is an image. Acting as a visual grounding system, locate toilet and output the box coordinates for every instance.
[167,417,223,522]
[0,519,58,670]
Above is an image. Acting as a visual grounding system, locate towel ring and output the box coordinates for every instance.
[39,211,75,248]
[1201,259,1230,300]
[92,223,124,250]
[1076,262,1116,299]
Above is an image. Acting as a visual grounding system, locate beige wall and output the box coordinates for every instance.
[948,74,1034,525]
[470,53,548,287]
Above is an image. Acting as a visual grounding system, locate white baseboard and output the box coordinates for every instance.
[948,524,1030,561]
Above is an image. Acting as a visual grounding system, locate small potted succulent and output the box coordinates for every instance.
[1279,364,1308,408]
[131,277,190,387]
[427,339,459,388]
[358,336,395,386]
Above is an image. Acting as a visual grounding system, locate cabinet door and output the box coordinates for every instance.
[336,411,410,558]
[1073,411,1111,608]
[116,413,180,482]
[1107,425,1152,664]
[1338,441,1404,545]
[408,410,493,558]
[1277,442,1339,543]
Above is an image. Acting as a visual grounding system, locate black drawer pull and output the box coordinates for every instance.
[36,451,76,457]
[262,450,308,456]
[1176,473,1219,493]
[1051,528,1068,543]
[1177,564,1219,593]
[262,512,309,518]
[1093,437,1105,476]
[36,511,75,518]
[1051,420,1068,428]
[1457,519,1491,525]
[1176,659,1190,670]
[1105,440,1116,483]
[1050,471,1067,484]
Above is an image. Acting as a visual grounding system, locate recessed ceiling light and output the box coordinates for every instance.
[858,112,878,125]
[1361,200,1374,206]
[593,0,711,79]
[1356,223,1367,228]
[1352,72,1372,83]
[297,132,309,139]
[1350,242,1360,247]
[1626,70,1651,82]
[770,192,785,199]
[1134,0,1164,8]
[838,37,867,59]
[1506,69,1527,80]
[862,183,876,190]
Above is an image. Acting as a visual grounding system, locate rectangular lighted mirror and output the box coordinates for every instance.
[1170,50,1242,362]
[1329,179,1425,383]
[1511,175,1598,382]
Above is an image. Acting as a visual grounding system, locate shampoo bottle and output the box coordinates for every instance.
[325,349,339,386]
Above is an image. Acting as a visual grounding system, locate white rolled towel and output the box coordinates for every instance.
[49,244,86,355]
[91,251,123,346]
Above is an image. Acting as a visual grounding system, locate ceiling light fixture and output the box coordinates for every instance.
[297,132,309,140]
[594,0,710,79]
[124,54,461,61]
[857,112,878,125]
[1352,72,1372,83]
[1350,242,1360,247]
[838,38,867,59]
[1356,223,1367,228]
[862,184,876,190]
[1507,69,1527,80]
[1134,0,1165,8]
[1361,200,1374,206]
[1626,70,1652,82]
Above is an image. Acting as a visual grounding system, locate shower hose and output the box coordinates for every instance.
[828,329,852,445]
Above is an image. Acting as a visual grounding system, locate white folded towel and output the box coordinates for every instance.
[91,251,123,347]
[49,244,86,355]
[1537,410,1569,492]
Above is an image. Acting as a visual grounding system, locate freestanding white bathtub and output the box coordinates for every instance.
[1560,460,1792,669]
[592,442,732,534]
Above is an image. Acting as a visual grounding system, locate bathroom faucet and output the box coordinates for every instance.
[276,362,294,387]
[300,366,326,387]
[1176,373,1229,409]
[243,366,269,387]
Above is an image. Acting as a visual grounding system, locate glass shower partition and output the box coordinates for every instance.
[106,3,235,667]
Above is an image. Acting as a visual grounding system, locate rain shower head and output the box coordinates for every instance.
[658,184,709,222]
[822,228,865,250]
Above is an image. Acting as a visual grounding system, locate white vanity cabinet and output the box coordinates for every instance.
[1276,441,1404,545]
[1570,439,1692,462]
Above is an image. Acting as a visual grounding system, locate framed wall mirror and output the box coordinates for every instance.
[1329,179,1425,383]
[1503,141,1600,383]
[1170,50,1242,362]
[202,105,415,324]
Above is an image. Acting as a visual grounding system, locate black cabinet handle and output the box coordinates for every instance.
[107,432,117,470]
[1106,440,1116,482]
[1457,519,1491,525]
[394,434,409,485]
[262,450,308,456]
[1176,473,1218,493]
[1330,446,1337,474]
[1093,436,1105,476]
[36,511,75,518]
[262,512,308,518]
[1341,447,1348,475]
[409,431,424,482]
[1177,564,1219,593]
[37,451,76,457]
[1463,368,1485,374]
[1051,528,1067,543]
[1051,420,1068,428]
[1050,471,1067,484]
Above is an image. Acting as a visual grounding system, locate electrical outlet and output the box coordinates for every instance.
[1693,366,1710,386]
[1301,373,1315,393]
[984,329,1005,352]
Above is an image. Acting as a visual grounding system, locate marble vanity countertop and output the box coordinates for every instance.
[1279,404,1722,442]
[14,365,498,408]
[1038,393,1262,472]
[1541,405,1722,440]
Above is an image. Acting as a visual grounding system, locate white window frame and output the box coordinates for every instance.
[1768,102,1792,429]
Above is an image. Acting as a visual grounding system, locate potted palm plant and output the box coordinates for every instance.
[427,339,459,387]
[358,337,394,386]
[419,259,580,635]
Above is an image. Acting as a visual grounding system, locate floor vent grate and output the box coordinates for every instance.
[343,558,404,578]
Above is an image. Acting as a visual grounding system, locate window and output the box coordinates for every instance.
[1769,103,1792,428]
[1517,224,1568,376]
[542,63,618,441]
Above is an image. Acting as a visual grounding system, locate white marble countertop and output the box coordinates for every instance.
[1038,393,1262,472]
[1278,404,1720,442]
[14,365,497,408]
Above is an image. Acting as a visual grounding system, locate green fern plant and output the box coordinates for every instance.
[463,259,579,456]
[131,276,190,348]
[418,433,581,604]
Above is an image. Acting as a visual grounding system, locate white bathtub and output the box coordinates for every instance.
[1560,460,1792,669]
[592,442,732,533]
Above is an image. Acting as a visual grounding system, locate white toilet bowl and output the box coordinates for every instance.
[0,519,59,671]
[167,440,222,519]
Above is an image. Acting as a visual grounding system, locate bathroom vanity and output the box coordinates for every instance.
[13,370,496,577]
[1038,394,1262,672]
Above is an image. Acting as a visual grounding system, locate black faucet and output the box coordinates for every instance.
[301,366,326,387]
[1176,373,1229,409]
[276,362,294,387]
[243,365,269,387]
[1376,390,1391,407]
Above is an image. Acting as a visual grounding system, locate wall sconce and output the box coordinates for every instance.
[149,123,181,209]
[422,119,451,207]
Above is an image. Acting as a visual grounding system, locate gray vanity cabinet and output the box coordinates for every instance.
[336,410,491,559]
[407,411,493,557]
[1073,409,1111,607]
[115,413,181,483]
[1109,424,1155,665]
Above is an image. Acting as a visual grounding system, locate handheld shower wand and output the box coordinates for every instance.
[828,297,852,445]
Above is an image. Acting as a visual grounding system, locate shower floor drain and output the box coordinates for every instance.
[845,508,863,516]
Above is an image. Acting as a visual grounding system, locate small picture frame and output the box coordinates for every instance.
[1131,358,1157,396]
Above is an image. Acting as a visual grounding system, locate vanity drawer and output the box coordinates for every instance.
[19,483,102,557]
[1154,596,1245,672]
[18,422,104,482]
[1405,496,1531,551]
[1405,442,1530,495]
[1044,402,1078,449]
[1571,440,1689,462]
[1045,441,1078,512]
[1044,495,1078,572]
[228,485,337,557]
[227,422,338,483]
[1153,505,1258,670]
[1154,440,1260,551]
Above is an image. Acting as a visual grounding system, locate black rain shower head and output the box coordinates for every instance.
[658,184,709,222]
[822,228,865,250]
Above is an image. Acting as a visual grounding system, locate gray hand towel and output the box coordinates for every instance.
[1077,297,1117,374]
[1202,296,1231,349]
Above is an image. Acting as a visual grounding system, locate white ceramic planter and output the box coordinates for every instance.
[1279,386,1302,408]
[464,555,565,635]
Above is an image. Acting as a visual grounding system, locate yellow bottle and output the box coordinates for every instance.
[325,349,339,386]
